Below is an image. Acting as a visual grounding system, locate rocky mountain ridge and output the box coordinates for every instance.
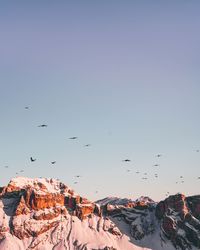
[0,177,200,250]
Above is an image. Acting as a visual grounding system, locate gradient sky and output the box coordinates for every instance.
[0,1,200,201]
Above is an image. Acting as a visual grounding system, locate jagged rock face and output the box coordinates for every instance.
[187,195,200,219]
[0,177,143,250]
[99,200,156,242]
[156,193,188,219]
[156,193,200,249]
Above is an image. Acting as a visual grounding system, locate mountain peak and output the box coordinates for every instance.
[0,177,200,250]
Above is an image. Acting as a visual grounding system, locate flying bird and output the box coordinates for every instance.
[30,157,36,162]
[153,164,160,167]
[122,159,131,162]
[38,124,48,127]
[69,137,78,140]
[84,144,91,147]
[75,175,81,178]
[156,154,162,157]
[25,106,29,109]
[51,161,56,164]
[74,182,78,184]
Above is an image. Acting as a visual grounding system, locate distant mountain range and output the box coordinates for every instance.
[0,177,199,250]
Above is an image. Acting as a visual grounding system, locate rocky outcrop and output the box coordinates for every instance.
[156,193,200,249]
[0,177,138,250]
[0,177,104,242]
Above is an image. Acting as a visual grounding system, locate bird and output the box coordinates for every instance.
[180,176,183,178]
[30,157,36,162]
[74,182,78,184]
[20,170,24,173]
[4,166,9,168]
[51,161,56,164]
[156,154,162,157]
[153,164,160,167]
[126,169,131,172]
[38,124,48,127]
[136,171,140,174]
[75,175,81,178]
[84,144,91,147]
[122,159,131,162]
[69,137,78,140]
[25,106,29,109]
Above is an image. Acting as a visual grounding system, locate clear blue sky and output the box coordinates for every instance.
[0,1,200,201]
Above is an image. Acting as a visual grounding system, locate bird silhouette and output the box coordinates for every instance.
[84,144,91,147]
[69,137,78,140]
[122,159,131,162]
[74,182,78,184]
[38,124,48,127]
[51,161,56,164]
[153,164,160,167]
[156,154,162,157]
[25,106,29,109]
[30,157,36,162]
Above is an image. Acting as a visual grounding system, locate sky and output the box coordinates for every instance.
[0,1,200,202]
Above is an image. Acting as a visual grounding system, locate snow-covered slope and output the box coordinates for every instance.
[0,177,150,250]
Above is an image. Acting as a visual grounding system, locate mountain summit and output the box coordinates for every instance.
[0,177,200,250]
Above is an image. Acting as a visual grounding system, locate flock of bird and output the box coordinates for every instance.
[1,105,200,198]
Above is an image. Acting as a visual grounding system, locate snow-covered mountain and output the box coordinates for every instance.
[0,177,200,250]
